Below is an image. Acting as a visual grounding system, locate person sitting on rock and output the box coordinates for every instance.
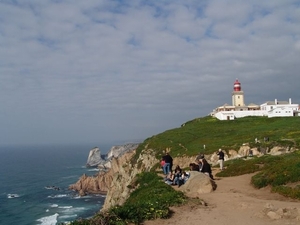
[173,165,183,186]
[189,163,200,171]
[164,171,175,185]
[199,158,214,180]
[181,170,190,184]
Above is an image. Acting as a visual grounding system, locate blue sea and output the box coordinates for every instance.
[0,144,112,225]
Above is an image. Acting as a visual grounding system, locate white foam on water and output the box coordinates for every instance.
[61,175,78,179]
[50,204,59,208]
[71,194,92,199]
[61,206,86,214]
[58,206,73,209]
[94,194,106,198]
[72,195,81,199]
[47,194,68,198]
[36,213,59,225]
[88,168,99,172]
[7,193,20,198]
[59,214,77,219]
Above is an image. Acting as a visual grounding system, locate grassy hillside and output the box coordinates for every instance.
[67,116,300,225]
[136,116,300,158]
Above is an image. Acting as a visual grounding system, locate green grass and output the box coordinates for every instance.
[134,116,300,161]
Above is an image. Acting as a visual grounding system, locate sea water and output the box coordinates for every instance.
[0,144,112,225]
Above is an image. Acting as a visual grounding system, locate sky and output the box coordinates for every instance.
[1,0,300,147]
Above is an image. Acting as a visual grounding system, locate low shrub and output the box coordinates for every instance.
[272,185,300,199]
[216,158,261,177]
[67,172,186,225]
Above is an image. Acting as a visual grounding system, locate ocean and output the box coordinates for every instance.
[0,144,112,225]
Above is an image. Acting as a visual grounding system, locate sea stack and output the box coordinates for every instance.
[86,147,104,167]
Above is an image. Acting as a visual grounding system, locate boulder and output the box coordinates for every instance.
[178,171,217,197]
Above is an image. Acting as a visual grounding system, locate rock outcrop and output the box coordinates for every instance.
[86,147,105,167]
[69,171,112,196]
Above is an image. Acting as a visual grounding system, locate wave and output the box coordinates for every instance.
[36,213,59,225]
[61,175,78,179]
[47,194,68,198]
[45,186,60,190]
[58,214,77,219]
[7,193,20,198]
[61,207,86,214]
[88,168,99,172]
[58,206,73,209]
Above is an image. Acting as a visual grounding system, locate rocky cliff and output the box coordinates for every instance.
[70,143,298,211]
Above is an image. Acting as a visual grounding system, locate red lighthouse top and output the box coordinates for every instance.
[233,79,241,91]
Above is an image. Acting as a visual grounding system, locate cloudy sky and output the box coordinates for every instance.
[1,0,300,147]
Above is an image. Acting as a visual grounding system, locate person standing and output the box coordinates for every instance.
[217,148,225,170]
[162,152,173,175]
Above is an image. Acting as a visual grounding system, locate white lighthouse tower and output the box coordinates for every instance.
[232,79,245,107]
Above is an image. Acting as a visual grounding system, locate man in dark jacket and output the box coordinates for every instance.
[162,153,173,174]
[217,149,225,170]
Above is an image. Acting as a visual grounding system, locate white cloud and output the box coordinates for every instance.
[0,0,300,146]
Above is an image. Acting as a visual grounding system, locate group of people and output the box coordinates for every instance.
[161,153,190,187]
[161,149,225,185]
[164,165,190,187]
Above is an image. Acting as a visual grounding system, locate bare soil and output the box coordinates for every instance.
[144,169,300,225]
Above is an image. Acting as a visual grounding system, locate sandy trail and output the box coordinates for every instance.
[144,170,300,225]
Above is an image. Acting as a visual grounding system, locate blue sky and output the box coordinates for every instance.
[1,0,300,147]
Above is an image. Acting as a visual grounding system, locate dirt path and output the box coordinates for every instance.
[144,170,300,225]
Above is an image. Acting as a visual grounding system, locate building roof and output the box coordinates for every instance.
[264,101,289,105]
[248,103,259,107]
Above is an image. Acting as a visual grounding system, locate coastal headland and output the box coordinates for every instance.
[69,116,300,224]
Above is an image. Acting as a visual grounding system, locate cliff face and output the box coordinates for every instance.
[70,143,297,211]
[69,147,158,200]
[102,148,158,211]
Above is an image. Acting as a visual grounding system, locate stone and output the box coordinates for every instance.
[267,211,282,220]
[178,171,217,197]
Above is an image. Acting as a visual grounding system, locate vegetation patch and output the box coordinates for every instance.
[215,152,300,200]
[66,172,186,225]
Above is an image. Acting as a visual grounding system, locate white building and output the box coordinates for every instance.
[211,79,299,120]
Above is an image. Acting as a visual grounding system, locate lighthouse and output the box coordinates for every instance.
[232,79,245,107]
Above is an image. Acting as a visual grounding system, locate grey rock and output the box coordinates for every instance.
[86,147,105,167]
